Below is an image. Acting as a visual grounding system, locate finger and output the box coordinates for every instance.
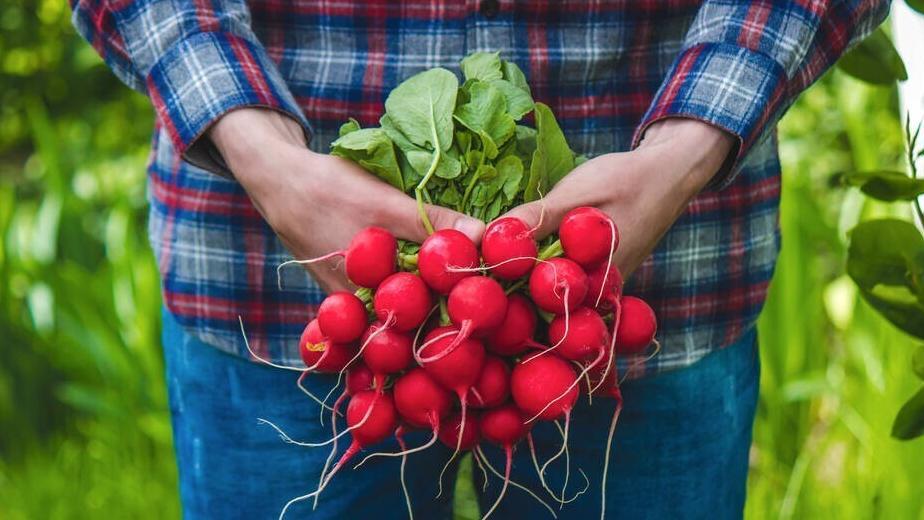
[497,198,563,241]
[388,196,486,245]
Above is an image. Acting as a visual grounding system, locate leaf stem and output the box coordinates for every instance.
[415,103,444,235]
[538,239,563,260]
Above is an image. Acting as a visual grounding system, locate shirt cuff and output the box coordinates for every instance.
[145,32,312,177]
[633,42,787,189]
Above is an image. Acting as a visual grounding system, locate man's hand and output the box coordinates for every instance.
[209,108,485,293]
[501,119,735,276]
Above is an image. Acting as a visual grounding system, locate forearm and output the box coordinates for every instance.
[635,118,735,200]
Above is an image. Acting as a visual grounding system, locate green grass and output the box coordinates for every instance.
[1,6,923,518]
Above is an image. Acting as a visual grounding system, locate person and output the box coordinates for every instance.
[72,1,889,518]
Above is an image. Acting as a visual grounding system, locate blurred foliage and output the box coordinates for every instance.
[1,2,923,519]
[0,1,176,518]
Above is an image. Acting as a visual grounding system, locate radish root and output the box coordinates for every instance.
[474,447,558,518]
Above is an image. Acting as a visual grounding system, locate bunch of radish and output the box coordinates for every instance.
[249,206,659,520]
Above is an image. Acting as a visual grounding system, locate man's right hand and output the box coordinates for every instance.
[209,108,485,293]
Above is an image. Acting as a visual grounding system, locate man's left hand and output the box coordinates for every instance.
[499,118,735,277]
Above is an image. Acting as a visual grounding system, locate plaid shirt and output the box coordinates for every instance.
[73,0,888,374]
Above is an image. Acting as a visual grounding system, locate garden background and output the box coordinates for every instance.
[1,2,922,518]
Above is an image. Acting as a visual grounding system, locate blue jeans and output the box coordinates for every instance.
[162,309,759,519]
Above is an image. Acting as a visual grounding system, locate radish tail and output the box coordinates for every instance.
[539,413,570,496]
[523,286,570,364]
[600,389,623,520]
[618,338,662,385]
[481,446,512,520]
[475,447,557,518]
[278,440,359,519]
[589,297,622,395]
[415,324,468,364]
[259,392,379,448]
[436,396,468,498]
[353,422,440,469]
[396,432,414,520]
[313,391,346,510]
[276,251,344,290]
[525,348,604,424]
[594,219,618,308]
[296,371,339,416]
[239,316,306,372]
[471,450,490,493]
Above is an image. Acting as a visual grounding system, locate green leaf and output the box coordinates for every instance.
[439,183,462,206]
[841,170,924,201]
[837,28,908,85]
[384,68,458,151]
[489,79,535,120]
[847,219,924,338]
[525,102,574,201]
[892,387,924,440]
[380,113,419,152]
[496,155,524,201]
[338,117,361,137]
[461,52,503,82]
[454,81,516,153]
[406,149,462,180]
[913,346,924,380]
[906,0,924,14]
[330,128,404,191]
[502,60,531,94]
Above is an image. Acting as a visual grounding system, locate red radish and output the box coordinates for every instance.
[277,390,397,515]
[344,227,398,288]
[373,272,432,332]
[277,226,397,289]
[486,294,540,356]
[528,257,588,315]
[317,291,368,343]
[418,229,479,294]
[298,319,358,372]
[393,368,453,429]
[481,217,538,280]
[466,355,510,408]
[559,206,618,267]
[548,308,608,362]
[355,368,453,468]
[438,411,481,451]
[447,276,508,340]
[360,322,413,391]
[418,327,486,401]
[417,326,486,465]
[478,404,532,520]
[614,296,657,354]
[511,354,579,422]
[345,362,375,395]
[512,355,581,509]
[584,262,624,310]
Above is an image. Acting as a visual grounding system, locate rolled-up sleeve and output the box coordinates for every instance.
[71,1,311,176]
[633,0,891,188]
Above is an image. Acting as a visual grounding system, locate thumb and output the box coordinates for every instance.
[498,198,562,241]
[426,204,486,245]
[388,194,485,245]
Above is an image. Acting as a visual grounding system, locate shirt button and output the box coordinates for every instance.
[479,0,500,19]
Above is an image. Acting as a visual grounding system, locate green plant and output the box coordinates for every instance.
[841,118,924,440]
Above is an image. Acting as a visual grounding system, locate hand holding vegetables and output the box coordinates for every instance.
[501,118,735,277]
[240,53,668,520]
[209,108,484,293]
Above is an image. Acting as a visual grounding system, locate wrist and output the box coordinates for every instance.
[209,107,309,180]
[637,118,735,195]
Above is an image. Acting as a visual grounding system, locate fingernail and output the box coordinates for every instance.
[454,218,485,242]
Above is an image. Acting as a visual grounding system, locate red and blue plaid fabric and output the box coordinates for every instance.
[72,0,888,374]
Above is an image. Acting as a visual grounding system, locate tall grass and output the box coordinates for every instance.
[1,5,922,518]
